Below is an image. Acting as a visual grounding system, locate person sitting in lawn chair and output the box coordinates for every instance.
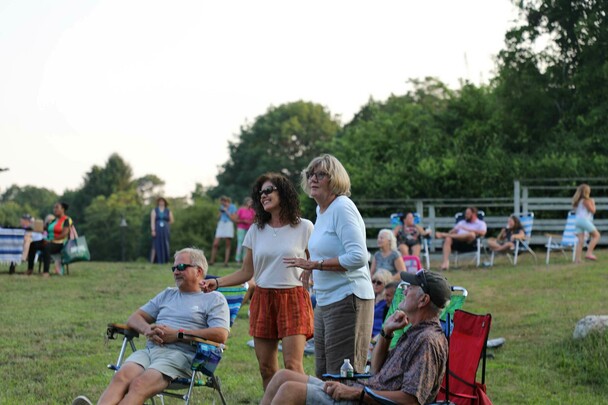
[260,270,450,405]
[436,207,487,271]
[72,247,230,405]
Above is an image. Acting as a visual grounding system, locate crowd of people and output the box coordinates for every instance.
[8,152,597,404]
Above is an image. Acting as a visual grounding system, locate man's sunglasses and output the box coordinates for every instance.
[171,263,196,272]
[305,171,329,181]
[259,186,277,196]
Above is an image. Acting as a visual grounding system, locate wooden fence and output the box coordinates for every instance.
[361,180,608,250]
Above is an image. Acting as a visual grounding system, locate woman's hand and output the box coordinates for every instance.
[199,278,219,292]
[299,269,312,289]
[283,257,314,270]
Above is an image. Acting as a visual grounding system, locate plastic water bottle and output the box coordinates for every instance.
[340,359,354,378]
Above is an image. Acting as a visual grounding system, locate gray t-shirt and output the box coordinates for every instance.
[140,288,230,354]
[373,250,401,275]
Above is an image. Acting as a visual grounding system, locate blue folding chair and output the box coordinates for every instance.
[489,212,538,266]
[545,211,578,265]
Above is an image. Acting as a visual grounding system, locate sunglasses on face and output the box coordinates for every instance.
[372,279,384,286]
[305,171,329,181]
[171,263,195,272]
[259,186,278,196]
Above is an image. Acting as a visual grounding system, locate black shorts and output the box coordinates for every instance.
[452,239,477,252]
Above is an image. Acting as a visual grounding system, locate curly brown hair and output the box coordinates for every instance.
[251,173,302,229]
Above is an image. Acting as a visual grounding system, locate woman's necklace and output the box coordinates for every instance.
[268,219,283,237]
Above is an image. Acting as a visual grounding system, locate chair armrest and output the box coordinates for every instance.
[363,386,396,405]
[188,335,227,350]
[106,323,139,340]
[544,233,562,238]
[322,373,371,380]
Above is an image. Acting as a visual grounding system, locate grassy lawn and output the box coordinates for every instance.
[1,252,606,404]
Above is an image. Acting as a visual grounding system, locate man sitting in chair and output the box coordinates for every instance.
[72,247,230,405]
[260,270,450,405]
[435,207,487,271]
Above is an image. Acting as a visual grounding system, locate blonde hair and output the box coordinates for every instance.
[378,228,397,251]
[301,154,351,197]
[572,184,591,208]
[175,247,208,278]
[373,268,393,286]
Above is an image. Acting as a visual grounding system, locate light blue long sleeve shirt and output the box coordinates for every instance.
[309,196,374,306]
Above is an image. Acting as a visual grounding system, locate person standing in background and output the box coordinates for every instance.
[232,197,255,263]
[572,184,601,262]
[210,196,237,266]
[150,197,174,264]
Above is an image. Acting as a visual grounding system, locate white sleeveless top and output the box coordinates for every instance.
[575,201,592,220]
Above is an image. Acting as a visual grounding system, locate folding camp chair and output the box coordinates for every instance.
[106,324,227,405]
[452,211,485,268]
[489,212,538,266]
[434,310,493,405]
[105,280,248,405]
[386,284,468,350]
[390,212,431,269]
[545,211,578,265]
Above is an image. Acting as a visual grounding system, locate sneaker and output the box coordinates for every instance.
[72,395,93,405]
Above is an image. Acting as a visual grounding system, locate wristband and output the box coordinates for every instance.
[178,329,185,340]
[215,278,221,290]
[380,328,394,340]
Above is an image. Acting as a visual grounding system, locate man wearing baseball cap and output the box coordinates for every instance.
[261,269,450,405]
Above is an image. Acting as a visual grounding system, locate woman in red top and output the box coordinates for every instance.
[26,202,72,277]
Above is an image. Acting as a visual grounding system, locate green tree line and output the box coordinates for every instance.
[1,0,606,261]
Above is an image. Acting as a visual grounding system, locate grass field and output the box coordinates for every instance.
[1,252,607,404]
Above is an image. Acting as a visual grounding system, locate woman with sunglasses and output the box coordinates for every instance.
[371,269,393,337]
[284,154,374,379]
[201,173,314,390]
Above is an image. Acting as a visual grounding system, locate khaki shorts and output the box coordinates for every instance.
[125,346,193,380]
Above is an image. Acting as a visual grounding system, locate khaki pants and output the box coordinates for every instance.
[313,294,374,377]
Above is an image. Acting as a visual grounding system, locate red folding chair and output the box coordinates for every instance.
[435,310,493,405]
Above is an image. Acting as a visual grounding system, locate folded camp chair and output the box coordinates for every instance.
[545,211,578,265]
[434,310,493,405]
[105,280,248,405]
[452,211,485,268]
[489,212,537,266]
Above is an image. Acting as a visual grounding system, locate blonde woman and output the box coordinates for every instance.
[370,229,405,280]
[371,269,393,337]
[572,184,601,262]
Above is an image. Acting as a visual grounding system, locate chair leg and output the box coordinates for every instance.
[545,237,552,265]
[490,251,495,266]
[514,242,519,265]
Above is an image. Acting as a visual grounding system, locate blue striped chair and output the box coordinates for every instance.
[545,211,578,265]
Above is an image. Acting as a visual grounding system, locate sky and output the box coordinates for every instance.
[1,0,520,198]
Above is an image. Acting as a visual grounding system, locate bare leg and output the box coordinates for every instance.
[575,233,584,263]
[210,237,220,265]
[281,335,307,375]
[254,337,280,390]
[117,368,170,405]
[411,244,421,257]
[398,244,409,256]
[98,362,145,405]
[224,238,232,265]
[586,230,601,259]
[261,369,310,405]
[441,236,452,270]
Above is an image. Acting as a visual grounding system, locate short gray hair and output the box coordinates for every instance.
[379,228,397,251]
[174,247,208,278]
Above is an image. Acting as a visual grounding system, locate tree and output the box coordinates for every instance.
[82,190,145,261]
[70,153,135,225]
[211,101,341,201]
[132,174,165,205]
[1,185,58,218]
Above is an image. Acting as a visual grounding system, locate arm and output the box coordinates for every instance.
[370,310,409,374]
[394,254,406,273]
[150,209,156,237]
[201,248,254,291]
[370,255,377,276]
[322,382,419,404]
[511,229,526,241]
[584,198,596,214]
[169,210,174,225]
[127,309,163,345]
